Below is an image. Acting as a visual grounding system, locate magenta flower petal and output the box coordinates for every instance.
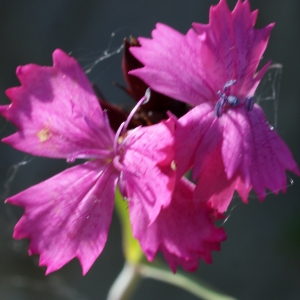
[192,0,274,98]
[173,103,219,179]
[133,178,226,272]
[7,161,118,275]
[194,146,236,212]
[123,119,176,224]
[1,49,115,159]
[130,1,273,107]
[185,103,300,212]
[193,143,251,212]
[129,23,215,106]
[222,105,300,200]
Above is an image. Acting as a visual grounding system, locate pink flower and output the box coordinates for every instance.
[1,49,225,274]
[130,0,300,212]
[1,49,175,274]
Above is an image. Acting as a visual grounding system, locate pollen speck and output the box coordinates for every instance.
[37,128,52,142]
[171,160,177,171]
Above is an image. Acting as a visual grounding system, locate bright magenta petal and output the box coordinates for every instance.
[222,105,300,199]
[1,49,115,159]
[7,161,118,275]
[186,104,299,211]
[130,1,274,106]
[194,145,235,212]
[129,23,215,106]
[123,119,176,224]
[175,104,243,213]
[192,0,274,98]
[133,178,226,272]
[174,104,219,179]
[194,142,251,212]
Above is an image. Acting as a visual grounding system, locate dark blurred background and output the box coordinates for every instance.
[0,0,300,299]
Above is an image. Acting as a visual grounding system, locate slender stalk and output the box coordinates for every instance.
[108,189,144,300]
[136,263,236,300]
[106,262,141,300]
[114,188,144,264]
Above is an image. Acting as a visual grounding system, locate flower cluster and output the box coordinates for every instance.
[1,0,298,275]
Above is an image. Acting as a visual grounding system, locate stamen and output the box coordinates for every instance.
[123,88,151,132]
[120,125,143,152]
[223,79,236,92]
[113,88,151,154]
[118,172,128,199]
[245,96,254,111]
[214,101,223,117]
[113,155,140,177]
[214,79,257,117]
[66,149,112,163]
[227,95,239,106]
[113,122,125,155]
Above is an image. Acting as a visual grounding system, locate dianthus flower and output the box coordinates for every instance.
[130,0,299,212]
[1,49,226,274]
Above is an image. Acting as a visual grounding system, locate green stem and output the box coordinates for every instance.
[114,188,143,264]
[106,262,141,300]
[136,263,236,300]
[107,189,144,300]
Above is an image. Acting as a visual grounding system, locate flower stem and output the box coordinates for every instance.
[136,263,236,300]
[108,189,144,300]
[106,262,141,300]
[114,188,144,264]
